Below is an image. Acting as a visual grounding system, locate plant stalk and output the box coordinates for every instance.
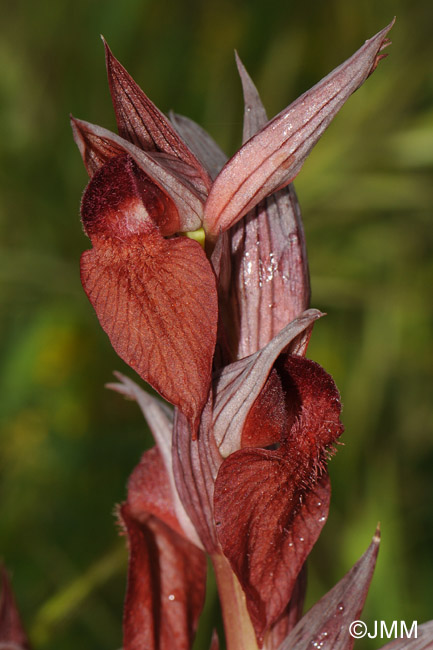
[211,553,260,650]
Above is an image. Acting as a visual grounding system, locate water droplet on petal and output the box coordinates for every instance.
[311,631,329,648]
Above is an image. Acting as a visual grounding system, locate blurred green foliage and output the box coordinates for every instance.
[1,1,432,648]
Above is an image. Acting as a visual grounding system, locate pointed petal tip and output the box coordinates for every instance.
[234,50,249,85]
[365,18,395,76]
[100,35,112,61]
[365,16,396,77]
[100,36,114,78]
[373,522,381,544]
[382,15,396,33]
[205,21,396,235]
[306,307,325,321]
[367,17,395,47]
[102,38,119,83]
[234,51,268,142]
[69,114,78,135]
[102,35,113,60]
[70,114,86,132]
[234,50,253,83]
[70,115,92,144]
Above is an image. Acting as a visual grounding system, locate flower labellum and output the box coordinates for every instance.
[79,151,218,435]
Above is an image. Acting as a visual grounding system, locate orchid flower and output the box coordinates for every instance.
[66,18,433,650]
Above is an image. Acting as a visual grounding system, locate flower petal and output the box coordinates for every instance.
[204,20,394,236]
[214,355,343,643]
[108,373,202,547]
[107,372,173,468]
[71,114,125,175]
[172,407,222,554]
[278,528,381,650]
[235,52,268,143]
[71,117,205,231]
[170,112,228,180]
[266,567,307,648]
[223,56,310,358]
[230,186,310,359]
[121,504,207,650]
[81,154,218,432]
[0,567,30,650]
[215,466,330,645]
[212,309,323,457]
[127,446,184,535]
[104,39,212,195]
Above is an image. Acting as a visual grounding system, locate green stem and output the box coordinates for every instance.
[211,553,259,650]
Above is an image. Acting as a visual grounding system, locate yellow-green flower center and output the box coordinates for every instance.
[184,227,206,249]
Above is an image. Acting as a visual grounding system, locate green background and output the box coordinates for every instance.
[1,0,432,648]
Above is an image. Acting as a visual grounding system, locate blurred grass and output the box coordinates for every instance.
[1,1,432,648]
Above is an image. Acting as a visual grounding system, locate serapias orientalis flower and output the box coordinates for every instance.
[68,18,433,650]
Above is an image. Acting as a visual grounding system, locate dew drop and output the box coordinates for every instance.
[336,602,345,613]
[168,594,175,601]
[311,631,328,648]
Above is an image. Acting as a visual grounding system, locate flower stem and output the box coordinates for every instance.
[211,553,259,650]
